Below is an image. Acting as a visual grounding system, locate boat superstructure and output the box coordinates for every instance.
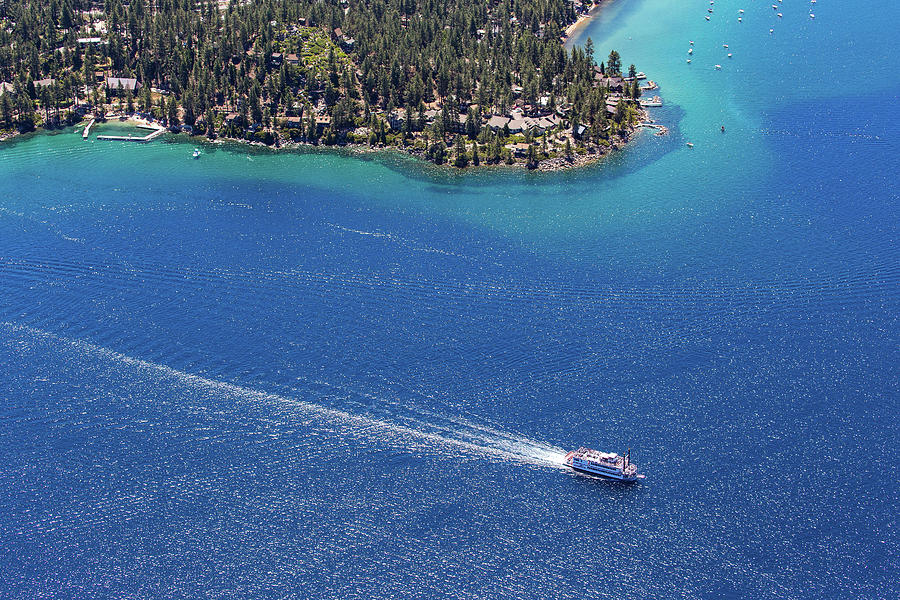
[564,447,644,481]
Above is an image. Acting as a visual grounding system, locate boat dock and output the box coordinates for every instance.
[640,122,669,136]
[82,119,95,139]
[96,127,166,143]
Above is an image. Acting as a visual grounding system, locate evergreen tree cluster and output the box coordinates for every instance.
[0,0,644,165]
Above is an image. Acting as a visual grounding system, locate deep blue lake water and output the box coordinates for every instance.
[1,1,898,598]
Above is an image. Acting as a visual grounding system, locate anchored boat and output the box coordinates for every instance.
[564,447,644,482]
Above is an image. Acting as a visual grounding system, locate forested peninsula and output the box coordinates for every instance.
[0,0,659,169]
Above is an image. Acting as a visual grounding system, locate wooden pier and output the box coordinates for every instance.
[82,119,95,139]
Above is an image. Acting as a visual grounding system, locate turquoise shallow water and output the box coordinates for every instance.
[1,1,898,598]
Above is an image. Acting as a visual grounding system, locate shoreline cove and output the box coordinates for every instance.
[1,0,662,173]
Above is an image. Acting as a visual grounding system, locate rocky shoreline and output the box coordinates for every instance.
[185,105,652,173]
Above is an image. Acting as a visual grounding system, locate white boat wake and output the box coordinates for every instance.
[2,322,568,469]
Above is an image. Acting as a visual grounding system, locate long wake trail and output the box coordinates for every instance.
[2,322,568,469]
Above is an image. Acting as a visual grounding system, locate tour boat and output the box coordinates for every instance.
[564,448,644,482]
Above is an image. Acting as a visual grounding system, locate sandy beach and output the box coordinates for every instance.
[562,2,608,48]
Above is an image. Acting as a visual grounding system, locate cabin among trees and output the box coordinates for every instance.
[106,77,140,96]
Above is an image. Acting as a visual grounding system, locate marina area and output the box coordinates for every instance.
[90,117,167,142]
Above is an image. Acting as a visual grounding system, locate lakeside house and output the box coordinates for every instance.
[34,78,55,89]
[315,114,332,132]
[509,142,531,157]
[0,82,13,96]
[595,73,625,92]
[388,108,406,131]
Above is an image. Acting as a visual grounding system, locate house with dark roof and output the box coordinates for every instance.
[595,76,625,92]
[388,108,406,131]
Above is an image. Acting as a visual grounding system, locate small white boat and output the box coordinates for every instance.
[810,13,815,18]
[739,9,744,13]
[192,148,200,159]
[687,59,692,63]
[690,40,695,45]
[706,15,710,20]
[770,28,775,34]
[688,48,693,54]
[728,53,733,58]
[686,142,694,148]
[715,64,722,70]
[738,17,742,22]
[723,44,729,48]
[777,12,783,17]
